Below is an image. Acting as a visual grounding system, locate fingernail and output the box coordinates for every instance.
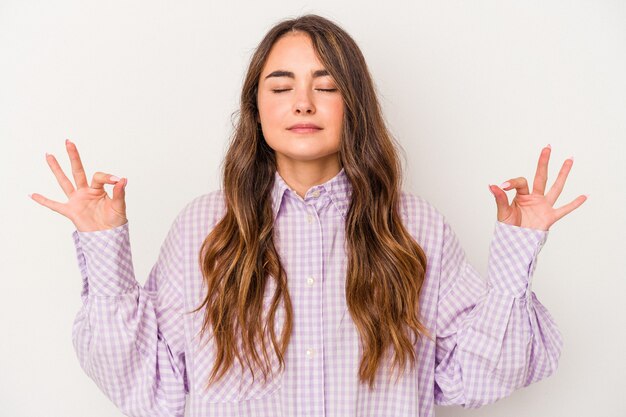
[28,193,32,199]
[546,144,551,149]
[122,178,127,187]
[567,155,574,161]
[488,184,495,195]
[45,152,50,158]
[110,175,121,182]
[500,181,510,188]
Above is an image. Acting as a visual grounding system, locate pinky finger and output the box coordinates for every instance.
[29,193,67,216]
[553,194,588,222]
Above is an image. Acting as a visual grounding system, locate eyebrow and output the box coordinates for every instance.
[264,69,330,80]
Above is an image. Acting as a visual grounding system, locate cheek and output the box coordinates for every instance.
[257,96,270,122]
[259,98,288,126]
[258,99,284,145]
[330,101,344,130]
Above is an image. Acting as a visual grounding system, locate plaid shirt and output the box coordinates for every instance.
[71,167,562,416]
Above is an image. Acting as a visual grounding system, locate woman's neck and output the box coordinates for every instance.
[276,157,342,198]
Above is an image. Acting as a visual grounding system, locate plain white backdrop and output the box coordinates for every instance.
[2,1,624,416]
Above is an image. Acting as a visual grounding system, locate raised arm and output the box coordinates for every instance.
[433,145,586,408]
[31,140,187,416]
[433,219,562,408]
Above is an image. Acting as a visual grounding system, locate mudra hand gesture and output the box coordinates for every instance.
[488,145,587,231]
[29,139,128,232]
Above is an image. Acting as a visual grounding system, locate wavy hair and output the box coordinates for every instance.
[190,13,433,390]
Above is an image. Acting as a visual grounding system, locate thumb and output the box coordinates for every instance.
[488,184,509,219]
[111,177,127,213]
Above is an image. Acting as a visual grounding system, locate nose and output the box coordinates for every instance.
[293,87,315,115]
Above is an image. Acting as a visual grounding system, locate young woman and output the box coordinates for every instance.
[31,14,586,417]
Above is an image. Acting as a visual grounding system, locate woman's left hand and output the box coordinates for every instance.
[488,145,587,231]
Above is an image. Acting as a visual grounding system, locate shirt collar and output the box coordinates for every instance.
[271,167,352,221]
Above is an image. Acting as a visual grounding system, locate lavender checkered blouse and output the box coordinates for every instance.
[71,167,562,417]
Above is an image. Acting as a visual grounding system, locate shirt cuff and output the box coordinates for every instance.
[71,221,138,297]
[486,220,549,298]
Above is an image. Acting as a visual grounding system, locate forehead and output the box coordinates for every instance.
[261,32,325,77]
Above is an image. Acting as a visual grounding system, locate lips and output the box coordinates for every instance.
[288,123,322,133]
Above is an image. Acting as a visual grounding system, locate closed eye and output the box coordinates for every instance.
[271,88,338,93]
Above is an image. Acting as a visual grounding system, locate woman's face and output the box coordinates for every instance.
[257,31,344,170]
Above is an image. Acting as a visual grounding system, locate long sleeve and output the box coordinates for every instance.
[71,217,188,417]
[433,219,563,408]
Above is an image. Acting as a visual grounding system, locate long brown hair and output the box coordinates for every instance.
[190,13,432,391]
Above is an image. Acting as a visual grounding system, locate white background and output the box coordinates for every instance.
[2,1,625,416]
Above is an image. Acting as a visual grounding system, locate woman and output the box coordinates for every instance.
[30,14,586,417]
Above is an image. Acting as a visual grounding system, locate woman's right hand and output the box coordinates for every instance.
[30,139,128,232]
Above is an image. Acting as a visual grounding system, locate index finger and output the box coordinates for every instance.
[66,139,89,189]
[532,145,551,195]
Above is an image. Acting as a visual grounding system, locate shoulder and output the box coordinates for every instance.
[398,190,446,228]
[398,190,448,252]
[173,189,227,231]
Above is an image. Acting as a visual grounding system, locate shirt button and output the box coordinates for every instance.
[311,190,320,198]
[306,276,315,286]
[307,214,313,223]
[306,348,314,358]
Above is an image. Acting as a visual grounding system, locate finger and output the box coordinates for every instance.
[45,153,75,198]
[488,184,510,220]
[111,177,128,213]
[29,193,68,217]
[545,156,574,206]
[532,145,551,195]
[500,177,529,195]
[553,194,588,222]
[66,139,89,189]
[90,172,122,190]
